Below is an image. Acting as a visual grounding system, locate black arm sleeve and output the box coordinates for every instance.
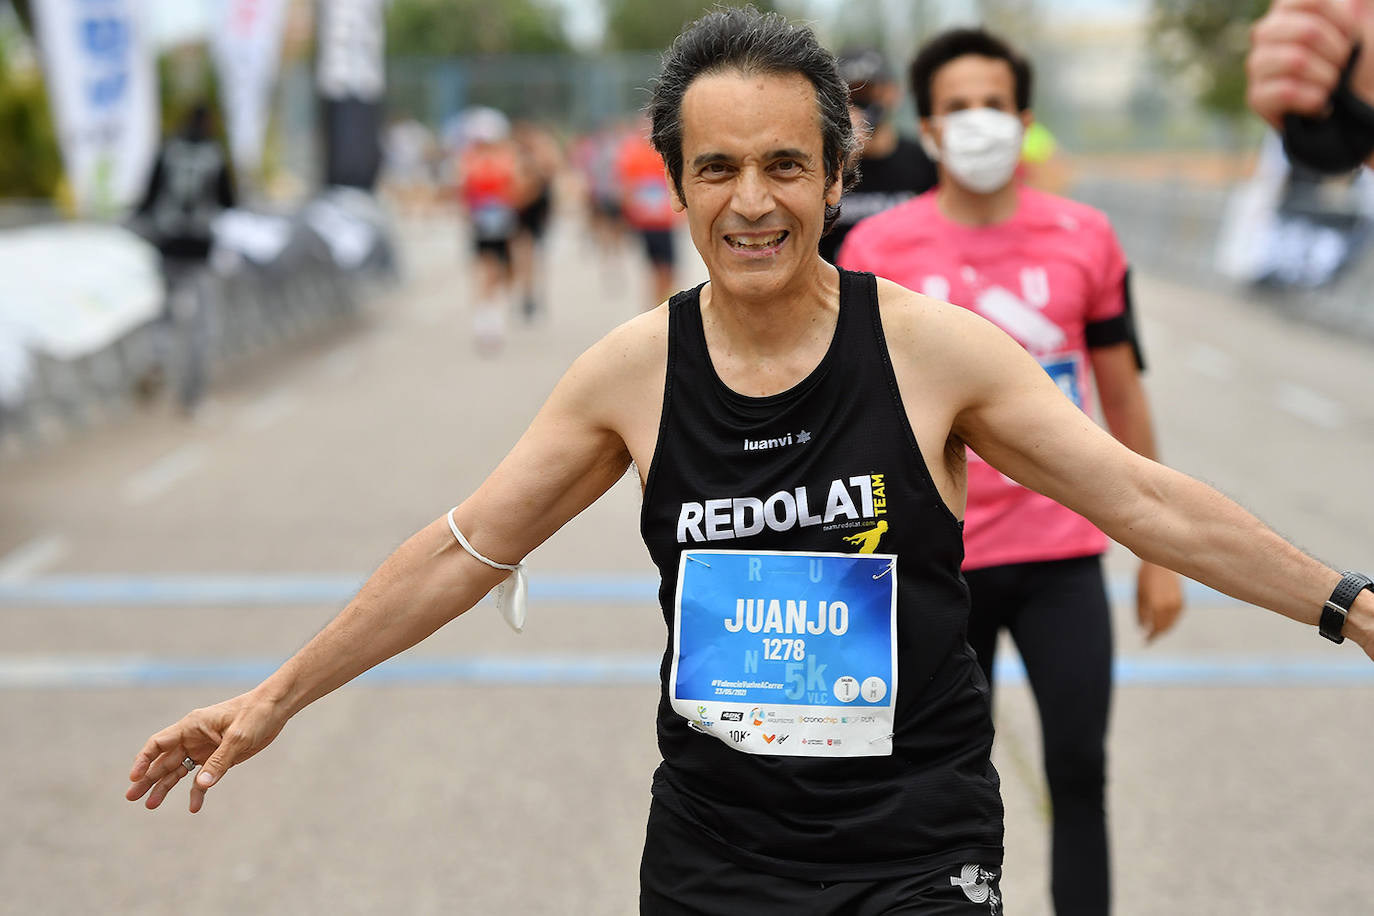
[1084,267,1145,372]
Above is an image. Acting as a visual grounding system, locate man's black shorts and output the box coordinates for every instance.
[638,799,1004,915]
[639,228,675,266]
[474,237,512,265]
[517,188,552,238]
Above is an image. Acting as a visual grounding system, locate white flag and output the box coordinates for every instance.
[31,0,158,214]
[210,0,290,180]
[316,0,386,102]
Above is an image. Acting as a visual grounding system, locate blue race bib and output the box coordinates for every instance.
[1040,353,1084,409]
[670,549,897,757]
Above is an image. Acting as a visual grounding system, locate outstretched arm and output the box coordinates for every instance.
[126,336,643,813]
[1090,342,1184,642]
[947,307,1374,656]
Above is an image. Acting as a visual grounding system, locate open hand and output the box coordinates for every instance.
[126,691,286,813]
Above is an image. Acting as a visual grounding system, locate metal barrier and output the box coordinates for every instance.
[0,191,396,454]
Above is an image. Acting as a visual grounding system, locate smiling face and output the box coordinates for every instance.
[673,69,842,305]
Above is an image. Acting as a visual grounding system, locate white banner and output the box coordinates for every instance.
[316,0,386,101]
[31,0,158,214]
[210,0,290,180]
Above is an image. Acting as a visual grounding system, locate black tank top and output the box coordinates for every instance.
[640,269,1003,881]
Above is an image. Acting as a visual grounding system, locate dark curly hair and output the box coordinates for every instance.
[648,6,858,233]
[908,27,1033,118]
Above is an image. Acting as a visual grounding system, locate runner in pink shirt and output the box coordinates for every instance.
[840,28,1184,916]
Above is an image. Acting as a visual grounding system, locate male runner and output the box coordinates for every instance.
[511,120,561,321]
[617,122,680,306]
[127,10,1374,914]
[132,103,236,411]
[455,107,521,353]
[838,28,1182,915]
[1248,0,1374,172]
[817,47,937,263]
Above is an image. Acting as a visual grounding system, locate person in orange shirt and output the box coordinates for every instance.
[456,108,520,353]
[616,125,679,306]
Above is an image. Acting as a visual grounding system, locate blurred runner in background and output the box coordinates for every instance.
[616,121,679,306]
[818,47,937,264]
[573,120,631,286]
[131,103,236,411]
[512,121,562,321]
[454,107,520,354]
[381,113,439,218]
[840,28,1183,916]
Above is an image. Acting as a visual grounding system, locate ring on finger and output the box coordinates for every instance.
[182,756,196,773]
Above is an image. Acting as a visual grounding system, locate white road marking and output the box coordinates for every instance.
[1274,383,1346,430]
[1184,342,1238,381]
[0,534,67,583]
[122,444,209,506]
[238,389,299,432]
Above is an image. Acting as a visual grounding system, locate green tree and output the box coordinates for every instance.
[0,8,61,198]
[1151,0,1270,121]
[603,0,778,52]
[386,0,571,56]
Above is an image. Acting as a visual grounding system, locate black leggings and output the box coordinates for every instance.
[963,554,1112,916]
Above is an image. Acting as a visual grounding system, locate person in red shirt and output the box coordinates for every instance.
[616,124,679,307]
[840,29,1184,915]
[456,107,521,353]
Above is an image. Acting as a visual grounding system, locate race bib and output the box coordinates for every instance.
[1040,353,1084,408]
[670,549,898,757]
[472,203,515,240]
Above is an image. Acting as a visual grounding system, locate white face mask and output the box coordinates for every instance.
[920,108,1025,194]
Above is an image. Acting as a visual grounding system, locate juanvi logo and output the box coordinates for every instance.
[744,430,811,451]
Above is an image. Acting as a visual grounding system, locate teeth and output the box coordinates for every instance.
[727,231,787,249]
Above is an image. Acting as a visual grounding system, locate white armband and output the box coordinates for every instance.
[447,507,527,633]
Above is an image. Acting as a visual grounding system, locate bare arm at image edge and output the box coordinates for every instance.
[124,326,647,814]
[1090,342,1185,642]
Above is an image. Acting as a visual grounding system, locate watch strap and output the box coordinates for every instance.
[1320,571,1374,644]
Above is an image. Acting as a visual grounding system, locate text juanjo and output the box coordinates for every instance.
[724,597,850,636]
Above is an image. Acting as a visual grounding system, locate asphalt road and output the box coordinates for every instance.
[2,205,1372,915]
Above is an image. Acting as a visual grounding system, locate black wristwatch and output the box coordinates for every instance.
[1320,571,1374,644]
